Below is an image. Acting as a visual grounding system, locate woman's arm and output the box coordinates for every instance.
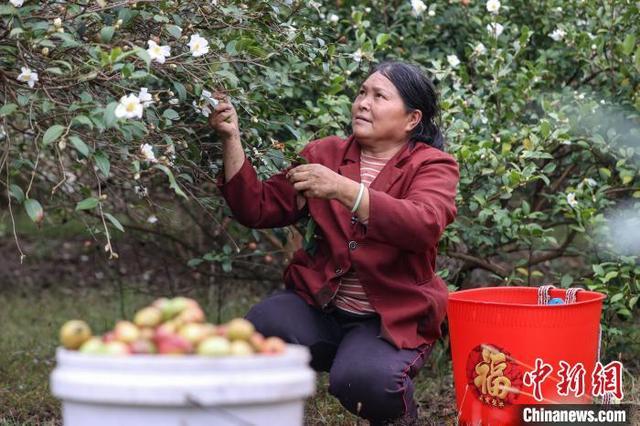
[210,96,310,228]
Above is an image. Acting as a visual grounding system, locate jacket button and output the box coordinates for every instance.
[335,267,343,275]
[348,240,358,251]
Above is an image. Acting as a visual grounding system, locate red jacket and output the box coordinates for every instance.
[216,134,459,349]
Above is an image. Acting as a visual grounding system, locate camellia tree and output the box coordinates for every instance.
[1,0,639,343]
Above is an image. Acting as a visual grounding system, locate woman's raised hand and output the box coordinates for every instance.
[208,93,240,142]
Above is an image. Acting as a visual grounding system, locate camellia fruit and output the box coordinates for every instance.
[139,327,155,341]
[114,320,140,343]
[133,306,163,328]
[261,336,286,354]
[79,337,106,354]
[179,323,214,345]
[129,339,157,354]
[248,332,265,351]
[226,318,255,341]
[103,341,131,356]
[161,297,191,321]
[230,340,254,356]
[197,336,231,356]
[59,320,92,350]
[156,334,193,355]
[177,306,205,324]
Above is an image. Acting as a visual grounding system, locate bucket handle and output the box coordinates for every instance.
[537,285,583,305]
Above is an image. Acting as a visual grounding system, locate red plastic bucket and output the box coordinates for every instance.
[447,286,605,425]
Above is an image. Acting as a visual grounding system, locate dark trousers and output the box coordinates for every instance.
[245,290,433,424]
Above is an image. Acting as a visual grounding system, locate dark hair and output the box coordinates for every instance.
[365,61,445,151]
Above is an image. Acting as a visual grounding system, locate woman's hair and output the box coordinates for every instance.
[365,61,445,151]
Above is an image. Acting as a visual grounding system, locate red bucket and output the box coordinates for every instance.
[447,286,606,425]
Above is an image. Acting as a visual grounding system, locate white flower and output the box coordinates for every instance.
[188,34,209,57]
[447,54,460,68]
[147,215,158,224]
[474,42,487,55]
[146,40,171,64]
[53,18,62,27]
[410,0,427,16]
[115,94,143,119]
[9,0,24,7]
[140,143,157,163]
[487,22,504,38]
[352,48,363,62]
[192,89,219,117]
[138,87,154,107]
[328,14,339,23]
[566,192,578,208]
[17,66,38,88]
[584,178,598,188]
[486,0,500,14]
[427,9,435,16]
[169,98,179,105]
[549,27,566,41]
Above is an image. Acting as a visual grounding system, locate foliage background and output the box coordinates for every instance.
[1,0,639,422]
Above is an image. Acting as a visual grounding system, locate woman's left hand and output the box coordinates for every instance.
[286,164,345,200]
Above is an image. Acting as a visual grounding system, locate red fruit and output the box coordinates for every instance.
[102,331,117,343]
[260,336,286,354]
[156,334,193,355]
[248,242,257,251]
[264,255,273,264]
[129,339,157,354]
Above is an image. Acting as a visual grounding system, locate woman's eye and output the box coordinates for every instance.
[376,94,383,98]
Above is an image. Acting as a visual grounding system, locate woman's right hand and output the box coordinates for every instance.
[208,94,240,142]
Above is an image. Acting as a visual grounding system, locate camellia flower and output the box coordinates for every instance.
[146,40,171,64]
[328,14,339,23]
[138,87,154,107]
[352,48,363,62]
[17,66,38,88]
[447,54,460,68]
[147,215,158,224]
[474,42,487,55]
[566,192,578,208]
[487,22,504,38]
[549,27,566,41]
[410,0,427,16]
[10,0,24,7]
[486,0,500,14]
[115,94,143,119]
[192,89,219,117]
[140,143,157,163]
[53,17,62,27]
[188,34,209,57]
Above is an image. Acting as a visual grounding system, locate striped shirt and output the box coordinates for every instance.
[332,151,392,315]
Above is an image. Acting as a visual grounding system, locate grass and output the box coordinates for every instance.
[1,281,638,426]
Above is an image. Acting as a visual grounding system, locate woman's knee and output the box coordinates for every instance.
[244,290,301,338]
[328,362,409,422]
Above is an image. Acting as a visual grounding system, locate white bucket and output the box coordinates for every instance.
[50,345,316,426]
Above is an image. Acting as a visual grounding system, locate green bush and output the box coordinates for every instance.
[1,0,638,329]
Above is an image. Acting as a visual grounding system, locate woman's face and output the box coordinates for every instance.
[351,71,421,147]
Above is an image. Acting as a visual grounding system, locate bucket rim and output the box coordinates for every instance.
[448,286,606,308]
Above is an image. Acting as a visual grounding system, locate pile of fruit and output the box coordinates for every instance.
[58,297,285,356]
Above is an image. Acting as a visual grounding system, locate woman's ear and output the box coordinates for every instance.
[406,109,423,133]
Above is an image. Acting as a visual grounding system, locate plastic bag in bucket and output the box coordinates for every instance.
[447,286,606,425]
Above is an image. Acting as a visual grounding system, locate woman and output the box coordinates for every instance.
[210,61,459,425]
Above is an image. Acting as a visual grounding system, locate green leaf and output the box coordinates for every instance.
[94,151,110,177]
[104,213,124,232]
[622,34,636,56]
[9,184,24,203]
[173,81,187,101]
[610,293,624,304]
[162,109,180,120]
[104,101,118,128]
[100,26,115,43]
[69,135,91,157]
[24,198,44,223]
[153,164,187,199]
[0,103,17,117]
[166,24,182,39]
[75,197,99,211]
[42,125,65,146]
[71,115,94,129]
[134,47,151,68]
[375,33,390,47]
